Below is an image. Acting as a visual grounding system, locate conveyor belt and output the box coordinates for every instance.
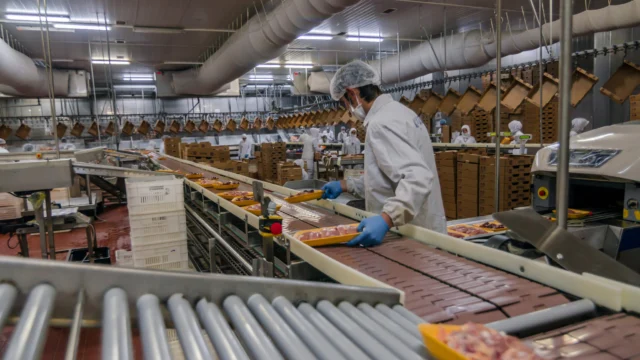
[159,158,572,325]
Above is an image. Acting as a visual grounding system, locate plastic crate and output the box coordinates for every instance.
[0,193,22,207]
[115,250,133,267]
[125,176,184,215]
[131,230,187,247]
[129,210,186,238]
[0,205,24,220]
[132,241,188,268]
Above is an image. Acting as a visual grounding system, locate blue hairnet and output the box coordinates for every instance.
[330,60,381,101]
[440,119,447,125]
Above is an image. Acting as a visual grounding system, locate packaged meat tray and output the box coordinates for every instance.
[185,173,204,180]
[217,191,252,200]
[157,169,181,175]
[231,196,258,207]
[293,224,360,247]
[447,230,468,239]
[285,190,323,204]
[194,178,220,188]
[552,208,592,219]
[209,181,240,190]
[447,225,489,237]
[419,323,545,360]
[472,220,507,232]
[242,203,282,216]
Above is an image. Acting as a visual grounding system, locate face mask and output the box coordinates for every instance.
[348,94,366,121]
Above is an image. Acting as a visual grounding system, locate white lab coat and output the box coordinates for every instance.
[344,136,361,155]
[293,159,310,180]
[453,135,476,144]
[346,94,446,234]
[239,139,252,158]
[159,142,166,154]
[64,143,77,151]
[0,147,8,153]
[301,128,320,179]
[337,131,348,144]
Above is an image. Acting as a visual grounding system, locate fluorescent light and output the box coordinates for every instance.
[249,75,274,79]
[123,74,154,81]
[163,61,203,65]
[5,14,70,22]
[92,60,130,65]
[113,85,157,90]
[34,58,74,62]
[124,78,154,81]
[298,35,333,40]
[6,9,68,15]
[16,25,74,32]
[133,26,184,34]
[285,64,313,69]
[346,36,383,42]
[54,23,110,31]
[256,64,282,68]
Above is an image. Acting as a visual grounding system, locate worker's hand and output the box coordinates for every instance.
[321,181,343,199]
[244,154,249,159]
[347,215,390,248]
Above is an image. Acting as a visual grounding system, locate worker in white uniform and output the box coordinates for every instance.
[508,120,526,155]
[158,135,170,154]
[301,128,321,179]
[239,134,253,159]
[570,118,589,137]
[344,128,361,155]
[322,60,446,247]
[337,126,348,144]
[60,138,76,151]
[22,143,35,152]
[293,159,310,180]
[0,138,9,153]
[453,125,477,144]
[321,131,329,144]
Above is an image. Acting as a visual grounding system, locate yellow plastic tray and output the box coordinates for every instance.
[217,191,252,200]
[418,324,467,360]
[293,224,360,247]
[157,169,180,174]
[210,182,240,190]
[231,197,259,207]
[552,208,592,219]
[285,190,323,204]
[186,173,204,180]
[242,204,282,215]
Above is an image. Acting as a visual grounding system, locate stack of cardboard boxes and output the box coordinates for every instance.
[183,143,231,164]
[257,143,286,182]
[276,162,303,185]
[478,155,534,215]
[435,151,457,219]
[162,137,181,157]
[630,94,640,120]
[524,99,558,143]
[456,153,480,219]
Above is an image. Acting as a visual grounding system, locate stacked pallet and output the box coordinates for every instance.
[258,143,286,182]
[184,144,230,163]
[276,162,303,185]
[523,99,559,143]
[0,193,24,221]
[435,151,457,220]
[630,94,640,120]
[456,153,481,219]
[471,108,493,143]
[126,176,188,271]
[478,155,534,215]
[163,137,181,157]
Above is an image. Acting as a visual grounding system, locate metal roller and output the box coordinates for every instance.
[357,303,427,356]
[0,283,17,333]
[196,298,250,360]
[272,296,346,360]
[102,288,134,360]
[374,304,423,337]
[64,291,85,360]
[393,304,425,325]
[338,301,424,360]
[298,303,371,360]
[3,284,56,360]
[167,294,214,360]
[316,300,397,360]
[137,294,172,360]
[223,295,284,360]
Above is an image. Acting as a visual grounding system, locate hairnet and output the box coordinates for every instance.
[571,118,589,132]
[242,134,247,138]
[350,128,357,134]
[330,60,381,101]
[461,125,471,135]
[508,120,523,133]
[341,126,346,131]
[161,135,170,140]
[22,143,34,152]
[0,138,6,145]
[440,119,447,125]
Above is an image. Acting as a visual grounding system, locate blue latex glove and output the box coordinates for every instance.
[322,181,343,199]
[347,215,390,247]
[244,154,249,159]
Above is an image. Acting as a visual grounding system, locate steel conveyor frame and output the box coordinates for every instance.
[159,154,640,314]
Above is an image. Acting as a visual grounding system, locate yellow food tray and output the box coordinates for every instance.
[293,225,360,247]
[186,173,204,180]
[242,204,282,215]
[418,324,466,360]
[552,208,592,219]
[157,169,180,174]
[285,190,323,204]
[210,182,240,190]
[231,197,259,207]
[217,191,252,200]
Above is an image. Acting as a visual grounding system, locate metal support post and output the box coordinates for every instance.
[556,0,573,229]
[34,201,48,259]
[539,0,544,146]
[44,190,56,259]
[86,174,92,205]
[494,0,503,211]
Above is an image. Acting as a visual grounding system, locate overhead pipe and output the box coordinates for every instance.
[171,0,361,95]
[371,0,640,85]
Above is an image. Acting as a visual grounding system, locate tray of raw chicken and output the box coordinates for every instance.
[419,323,547,360]
[447,221,507,240]
[242,203,282,216]
[293,224,360,247]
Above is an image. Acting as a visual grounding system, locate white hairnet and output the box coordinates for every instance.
[508,120,523,133]
[22,143,34,152]
[242,134,247,138]
[0,138,6,145]
[330,60,381,101]
[571,118,589,132]
[341,126,346,131]
[350,128,357,134]
[461,125,471,135]
[161,135,170,140]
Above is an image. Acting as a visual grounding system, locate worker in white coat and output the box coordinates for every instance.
[301,128,321,179]
[344,128,361,155]
[337,126,348,144]
[158,135,170,154]
[60,137,76,151]
[239,134,252,159]
[508,120,527,155]
[0,138,9,153]
[453,125,476,144]
[570,118,589,137]
[293,159,310,180]
[322,60,446,247]
[22,143,35,152]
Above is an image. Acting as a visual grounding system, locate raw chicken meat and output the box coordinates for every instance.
[225,191,251,197]
[440,323,545,360]
[233,196,254,202]
[295,224,359,241]
[448,231,466,238]
[336,224,358,235]
[320,227,340,237]
[449,225,488,236]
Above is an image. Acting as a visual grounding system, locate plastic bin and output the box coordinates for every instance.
[129,210,186,238]
[126,176,184,215]
[115,249,133,267]
[132,241,188,269]
[67,247,111,264]
[131,231,187,247]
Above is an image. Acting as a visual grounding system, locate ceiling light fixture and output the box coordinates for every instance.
[256,64,282,68]
[113,85,157,90]
[285,64,314,69]
[249,75,274,79]
[5,13,70,22]
[163,61,204,65]
[132,26,185,34]
[54,23,110,31]
[16,25,74,32]
[298,35,333,40]
[123,77,154,81]
[34,58,74,62]
[346,36,383,42]
[92,60,130,65]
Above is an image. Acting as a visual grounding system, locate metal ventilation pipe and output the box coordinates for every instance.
[171,0,361,95]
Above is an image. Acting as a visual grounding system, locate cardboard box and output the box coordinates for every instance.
[209,161,235,171]
[457,153,481,164]
[441,186,456,198]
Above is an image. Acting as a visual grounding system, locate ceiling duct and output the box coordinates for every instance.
[371,0,640,85]
[171,0,360,95]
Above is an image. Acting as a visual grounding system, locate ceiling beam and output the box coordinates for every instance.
[395,0,532,13]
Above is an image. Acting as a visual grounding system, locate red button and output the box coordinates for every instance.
[539,190,546,197]
[271,222,282,236]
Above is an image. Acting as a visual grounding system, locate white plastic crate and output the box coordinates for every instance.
[132,241,188,268]
[131,231,187,247]
[0,205,23,220]
[126,176,184,215]
[114,250,133,267]
[129,210,186,238]
[0,193,22,207]
[142,260,189,271]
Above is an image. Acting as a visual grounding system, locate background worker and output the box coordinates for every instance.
[322,60,446,247]
[344,128,361,155]
[301,128,321,179]
[453,125,476,144]
[570,118,590,137]
[239,134,252,159]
